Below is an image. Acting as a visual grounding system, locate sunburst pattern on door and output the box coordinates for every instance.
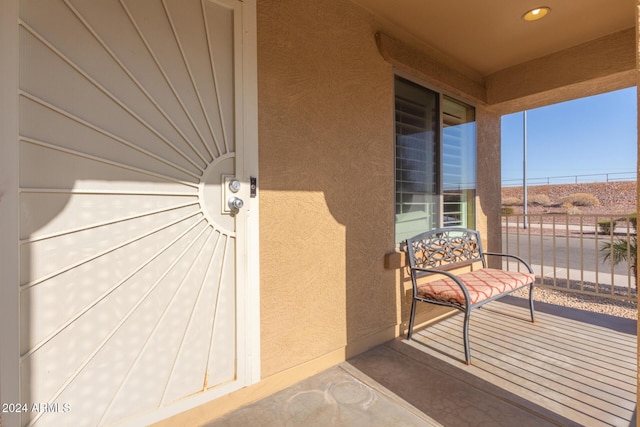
[18,0,243,425]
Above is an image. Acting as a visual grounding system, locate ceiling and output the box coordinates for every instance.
[351,0,636,76]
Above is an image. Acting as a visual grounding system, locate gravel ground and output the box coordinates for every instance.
[511,286,637,320]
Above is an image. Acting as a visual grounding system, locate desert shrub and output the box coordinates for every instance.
[557,192,600,207]
[501,197,521,206]
[561,202,581,215]
[527,194,551,206]
[597,220,616,235]
[501,206,515,215]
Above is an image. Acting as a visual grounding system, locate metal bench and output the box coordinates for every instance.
[405,227,536,364]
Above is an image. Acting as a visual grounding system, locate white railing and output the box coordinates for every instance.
[502,214,637,302]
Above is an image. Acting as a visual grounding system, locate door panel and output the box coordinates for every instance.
[17,0,251,425]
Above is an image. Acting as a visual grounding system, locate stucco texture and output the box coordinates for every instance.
[257,0,398,377]
[475,107,502,258]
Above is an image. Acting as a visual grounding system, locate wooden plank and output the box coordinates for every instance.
[408,301,637,427]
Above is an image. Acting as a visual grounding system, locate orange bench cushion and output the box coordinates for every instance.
[416,268,535,305]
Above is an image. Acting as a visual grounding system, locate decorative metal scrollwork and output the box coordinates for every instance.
[409,229,481,269]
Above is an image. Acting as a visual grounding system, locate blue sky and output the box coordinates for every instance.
[501,87,637,185]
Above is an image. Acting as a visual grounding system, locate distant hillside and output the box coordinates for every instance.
[502,181,637,214]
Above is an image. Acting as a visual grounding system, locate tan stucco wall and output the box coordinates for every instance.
[256,0,512,381]
[257,0,505,380]
[475,107,502,260]
[487,29,636,114]
[258,0,398,377]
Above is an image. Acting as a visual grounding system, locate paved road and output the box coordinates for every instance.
[503,233,631,277]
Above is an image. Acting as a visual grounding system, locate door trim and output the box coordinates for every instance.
[236,0,261,388]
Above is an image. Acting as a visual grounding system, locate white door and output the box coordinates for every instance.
[6,0,258,425]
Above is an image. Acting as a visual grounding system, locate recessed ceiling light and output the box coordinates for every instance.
[522,6,551,21]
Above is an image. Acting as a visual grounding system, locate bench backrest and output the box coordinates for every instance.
[405,228,486,277]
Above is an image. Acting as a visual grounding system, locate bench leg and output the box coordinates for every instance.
[528,283,535,322]
[407,298,417,340]
[463,309,471,365]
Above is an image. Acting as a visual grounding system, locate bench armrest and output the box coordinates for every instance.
[409,266,471,305]
[482,252,534,274]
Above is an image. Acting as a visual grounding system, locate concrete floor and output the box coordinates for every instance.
[203,363,439,427]
[204,298,637,427]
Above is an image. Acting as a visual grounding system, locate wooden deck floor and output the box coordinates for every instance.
[203,299,636,427]
[350,299,637,426]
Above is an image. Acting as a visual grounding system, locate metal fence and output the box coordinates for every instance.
[502,214,637,302]
[502,172,636,187]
